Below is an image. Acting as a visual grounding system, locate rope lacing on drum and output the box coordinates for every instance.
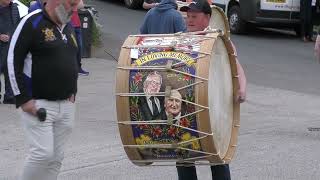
[132,158,227,166]
[118,85,215,158]
[129,30,220,38]
[117,35,232,165]
[117,59,211,135]
[127,31,217,48]
[129,147,225,166]
[117,66,208,81]
[118,109,210,135]
[123,135,220,160]
[123,45,211,56]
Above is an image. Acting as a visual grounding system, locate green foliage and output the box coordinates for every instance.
[19,0,33,6]
[91,22,102,47]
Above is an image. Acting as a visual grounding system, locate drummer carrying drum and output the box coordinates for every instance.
[177,0,247,179]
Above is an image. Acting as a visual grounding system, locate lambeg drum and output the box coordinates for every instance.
[208,5,230,38]
[177,1,231,38]
[116,31,240,166]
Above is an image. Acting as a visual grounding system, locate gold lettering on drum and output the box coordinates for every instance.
[135,52,195,66]
[169,52,177,58]
[159,52,167,58]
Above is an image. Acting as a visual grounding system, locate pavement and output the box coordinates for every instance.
[0,57,320,180]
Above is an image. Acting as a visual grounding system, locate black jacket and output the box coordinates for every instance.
[0,2,20,35]
[0,2,20,62]
[138,96,164,121]
[7,9,78,108]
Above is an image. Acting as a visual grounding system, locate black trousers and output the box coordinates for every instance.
[0,46,14,100]
[300,0,313,38]
[176,164,231,180]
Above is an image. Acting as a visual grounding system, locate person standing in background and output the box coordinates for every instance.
[315,34,320,61]
[0,0,20,104]
[300,0,313,42]
[28,0,45,12]
[140,0,186,34]
[71,0,89,76]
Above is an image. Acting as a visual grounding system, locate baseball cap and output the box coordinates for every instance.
[180,0,212,16]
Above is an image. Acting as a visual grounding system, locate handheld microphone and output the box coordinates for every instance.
[37,108,47,122]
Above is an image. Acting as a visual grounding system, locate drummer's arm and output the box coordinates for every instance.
[231,41,247,103]
[143,1,158,9]
[235,59,247,103]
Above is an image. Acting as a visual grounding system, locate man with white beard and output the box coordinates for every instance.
[7,0,79,179]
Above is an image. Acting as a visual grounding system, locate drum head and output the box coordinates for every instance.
[208,37,233,158]
[209,6,230,38]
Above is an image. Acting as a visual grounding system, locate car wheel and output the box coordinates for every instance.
[228,5,246,34]
[124,0,142,9]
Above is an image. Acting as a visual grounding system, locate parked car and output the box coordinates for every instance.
[123,0,144,9]
[213,0,320,35]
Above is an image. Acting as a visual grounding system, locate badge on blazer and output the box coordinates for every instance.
[42,28,56,42]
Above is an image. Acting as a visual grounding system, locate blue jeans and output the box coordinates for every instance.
[177,164,231,180]
[74,27,83,68]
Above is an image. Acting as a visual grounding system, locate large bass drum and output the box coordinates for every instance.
[116,31,239,166]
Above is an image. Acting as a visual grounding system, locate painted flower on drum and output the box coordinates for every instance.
[152,126,162,137]
[135,134,152,145]
[168,126,178,137]
[181,132,192,141]
[137,124,149,130]
[132,72,143,84]
[183,74,191,81]
[191,140,200,150]
[181,132,201,150]
[179,118,190,128]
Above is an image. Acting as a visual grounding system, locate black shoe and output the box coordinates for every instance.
[3,98,15,104]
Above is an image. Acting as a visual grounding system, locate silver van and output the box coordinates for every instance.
[213,0,320,34]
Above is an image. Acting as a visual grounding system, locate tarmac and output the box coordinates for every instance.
[0,58,320,180]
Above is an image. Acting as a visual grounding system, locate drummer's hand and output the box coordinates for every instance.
[236,89,246,103]
[21,99,37,116]
[68,94,75,103]
[0,34,10,42]
[315,35,320,63]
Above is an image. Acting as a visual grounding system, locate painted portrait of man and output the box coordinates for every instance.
[138,71,164,121]
[160,90,183,123]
